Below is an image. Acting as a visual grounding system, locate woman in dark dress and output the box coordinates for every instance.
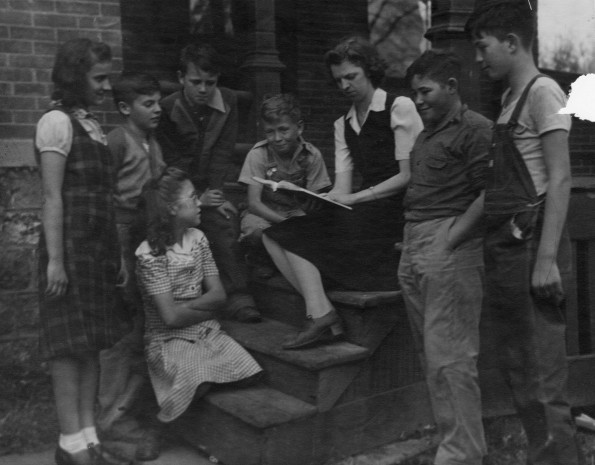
[263,36,422,350]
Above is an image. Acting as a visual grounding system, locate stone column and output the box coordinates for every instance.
[425,0,481,111]
[240,0,286,139]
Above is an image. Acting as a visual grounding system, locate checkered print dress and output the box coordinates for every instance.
[37,110,120,359]
[136,228,262,422]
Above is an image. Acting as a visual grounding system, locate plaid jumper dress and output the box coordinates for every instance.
[38,109,120,359]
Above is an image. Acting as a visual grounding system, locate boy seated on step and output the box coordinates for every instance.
[238,94,331,276]
[157,43,262,323]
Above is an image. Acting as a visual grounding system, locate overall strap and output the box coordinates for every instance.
[507,74,550,129]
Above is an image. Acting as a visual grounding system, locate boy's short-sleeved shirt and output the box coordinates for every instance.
[498,77,571,195]
[107,126,166,222]
[238,138,331,214]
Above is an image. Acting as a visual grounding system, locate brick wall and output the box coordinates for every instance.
[0,0,122,341]
[279,0,370,163]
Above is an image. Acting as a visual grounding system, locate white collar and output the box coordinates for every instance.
[345,88,387,122]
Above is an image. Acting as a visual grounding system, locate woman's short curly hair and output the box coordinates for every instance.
[324,36,386,88]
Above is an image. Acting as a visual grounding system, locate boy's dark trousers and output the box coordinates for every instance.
[199,207,256,315]
[483,86,582,464]
[484,210,580,465]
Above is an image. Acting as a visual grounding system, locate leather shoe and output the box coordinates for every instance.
[55,447,92,465]
[282,310,344,350]
[87,443,132,465]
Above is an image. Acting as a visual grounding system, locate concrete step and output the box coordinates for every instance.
[0,445,215,465]
[248,276,424,405]
[221,318,369,410]
[173,384,318,465]
[174,381,434,465]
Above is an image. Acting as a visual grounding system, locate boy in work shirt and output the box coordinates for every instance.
[158,43,261,323]
[99,72,166,461]
[398,50,492,465]
[468,1,581,463]
[238,93,331,245]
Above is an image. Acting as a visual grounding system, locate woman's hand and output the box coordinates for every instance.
[325,192,357,205]
[46,259,68,297]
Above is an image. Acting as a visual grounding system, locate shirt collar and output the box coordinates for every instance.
[345,88,387,122]
[425,102,466,135]
[183,87,226,113]
[70,106,96,120]
[258,136,309,160]
[208,87,226,113]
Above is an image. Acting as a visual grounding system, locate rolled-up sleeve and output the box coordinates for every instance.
[391,97,423,161]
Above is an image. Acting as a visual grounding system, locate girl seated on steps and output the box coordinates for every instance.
[135,167,262,423]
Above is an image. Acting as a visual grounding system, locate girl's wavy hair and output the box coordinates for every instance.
[139,167,190,256]
[324,36,387,88]
[51,38,112,108]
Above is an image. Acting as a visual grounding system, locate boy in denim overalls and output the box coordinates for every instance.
[468,2,581,463]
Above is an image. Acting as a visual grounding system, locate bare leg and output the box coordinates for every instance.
[78,352,99,429]
[262,235,333,318]
[52,356,83,434]
[51,356,94,464]
[262,235,303,293]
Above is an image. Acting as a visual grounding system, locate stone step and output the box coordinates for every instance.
[174,382,433,465]
[221,318,369,410]
[247,276,424,407]
[173,384,318,465]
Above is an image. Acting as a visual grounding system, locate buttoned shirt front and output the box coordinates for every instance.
[404,104,493,222]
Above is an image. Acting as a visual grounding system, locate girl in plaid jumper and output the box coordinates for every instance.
[36,39,127,465]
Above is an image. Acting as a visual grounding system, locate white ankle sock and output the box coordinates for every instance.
[59,430,87,454]
[82,426,100,446]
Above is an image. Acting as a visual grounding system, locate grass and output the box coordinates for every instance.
[0,338,58,456]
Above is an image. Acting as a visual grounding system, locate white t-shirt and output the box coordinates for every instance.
[498,77,571,195]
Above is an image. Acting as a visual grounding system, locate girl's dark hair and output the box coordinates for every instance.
[140,167,190,256]
[51,38,112,108]
[179,43,222,76]
[324,36,387,88]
